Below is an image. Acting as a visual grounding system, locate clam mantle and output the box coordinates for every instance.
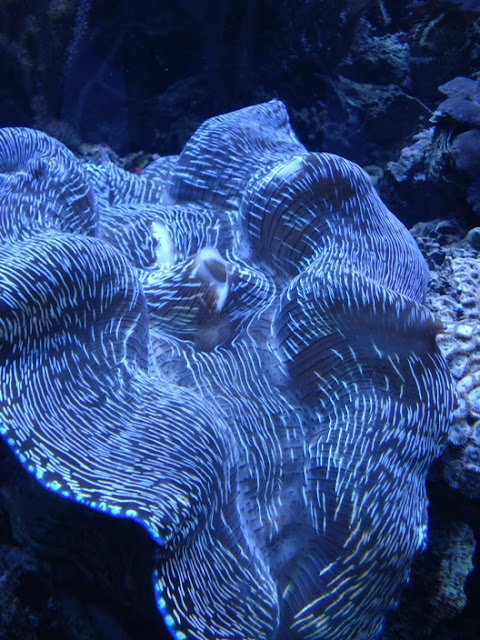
[0,100,454,640]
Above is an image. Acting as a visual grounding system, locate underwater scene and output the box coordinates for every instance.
[0,1,480,639]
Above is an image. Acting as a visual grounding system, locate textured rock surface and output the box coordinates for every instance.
[380,515,476,640]
[411,220,480,498]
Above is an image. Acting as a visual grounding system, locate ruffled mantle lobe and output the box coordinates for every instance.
[0,101,455,640]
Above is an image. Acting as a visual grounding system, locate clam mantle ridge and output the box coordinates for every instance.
[0,100,455,640]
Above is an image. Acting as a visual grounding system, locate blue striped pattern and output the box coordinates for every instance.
[0,127,98,239]
[0,101,455,640]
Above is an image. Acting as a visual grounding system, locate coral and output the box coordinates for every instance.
[431,96,480,129]
[0,101,455,639]
[385,74,480,224]
[451,129,480,173]
[427,75,480,189]
[466,226,480,248]
[387,128,435,183]
[410,220,480,497]
[438,76,480,100]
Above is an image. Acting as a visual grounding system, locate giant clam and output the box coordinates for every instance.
[0,100,455,639]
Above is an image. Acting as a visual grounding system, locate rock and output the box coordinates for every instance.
[451,130,480,173]
[466,226,480,248]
